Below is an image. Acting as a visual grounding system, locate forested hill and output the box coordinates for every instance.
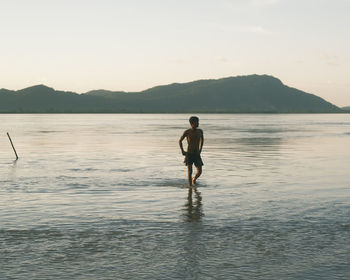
[0,75,342,113]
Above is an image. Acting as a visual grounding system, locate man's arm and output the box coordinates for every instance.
[199,129,204,154]
[178,130,188,156]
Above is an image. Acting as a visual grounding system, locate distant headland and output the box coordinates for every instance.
[0,75,344,113]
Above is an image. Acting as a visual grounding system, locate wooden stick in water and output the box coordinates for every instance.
[7,132,19,160]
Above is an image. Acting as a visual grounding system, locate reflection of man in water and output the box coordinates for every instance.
[184,187,203,222]
[179,116,204,187]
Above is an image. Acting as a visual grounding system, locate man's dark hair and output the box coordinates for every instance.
[189,116,199,124]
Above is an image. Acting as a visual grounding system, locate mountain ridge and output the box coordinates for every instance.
[0,75,343,113]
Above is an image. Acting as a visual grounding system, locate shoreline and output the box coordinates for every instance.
[0,111,349,114]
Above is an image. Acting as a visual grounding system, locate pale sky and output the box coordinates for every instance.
[0,0,349,106]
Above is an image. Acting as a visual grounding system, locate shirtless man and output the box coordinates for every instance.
[179,116,204,186]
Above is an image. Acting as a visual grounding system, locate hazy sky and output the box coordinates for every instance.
[1,0,349,106]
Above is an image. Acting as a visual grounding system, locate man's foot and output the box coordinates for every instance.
[192,178,197,185]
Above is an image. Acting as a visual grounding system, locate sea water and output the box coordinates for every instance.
[0,114,349,279]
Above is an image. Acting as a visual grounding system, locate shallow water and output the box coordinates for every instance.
[0,114,349,279]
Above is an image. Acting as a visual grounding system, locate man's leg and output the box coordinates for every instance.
[187,164,193,186]
[192,165,202,185]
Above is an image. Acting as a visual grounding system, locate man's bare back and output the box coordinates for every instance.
[183,128,203,154]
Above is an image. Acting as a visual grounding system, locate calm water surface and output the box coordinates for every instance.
[0,114,349,279]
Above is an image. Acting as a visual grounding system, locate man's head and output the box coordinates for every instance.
[189,116,199,128]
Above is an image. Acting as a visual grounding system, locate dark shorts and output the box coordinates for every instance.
[184,153,203,167]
